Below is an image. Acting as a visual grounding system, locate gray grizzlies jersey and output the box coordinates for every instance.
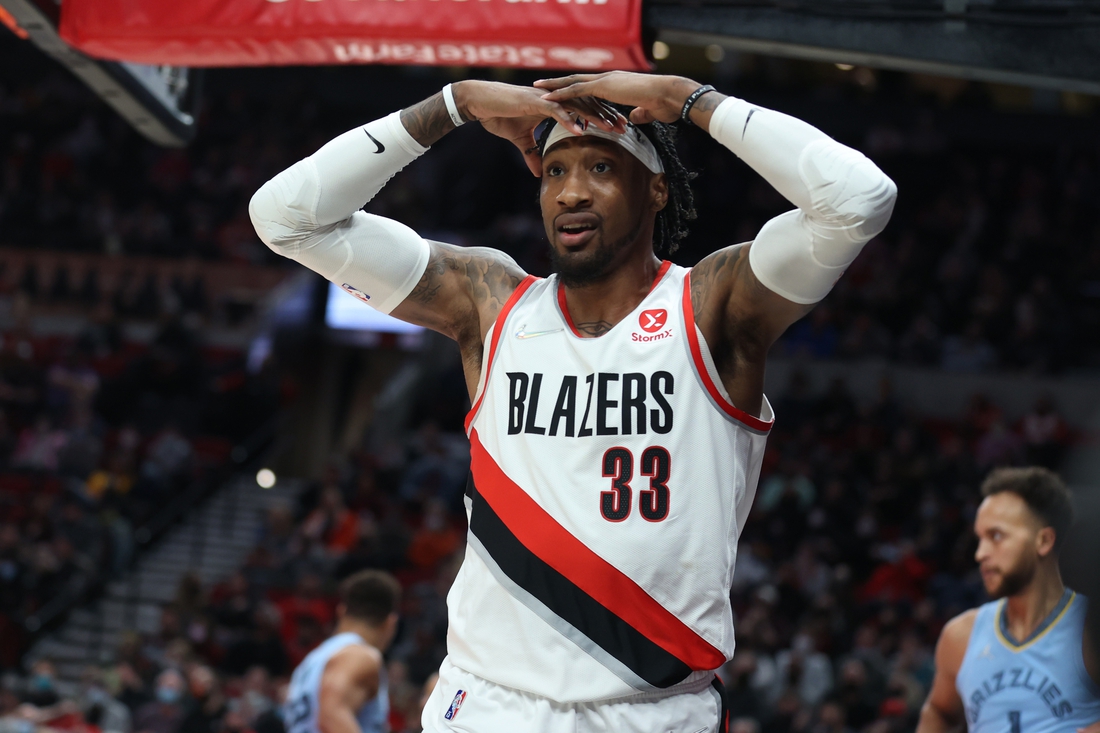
[957,590,1100,733]
[285,632,388,733]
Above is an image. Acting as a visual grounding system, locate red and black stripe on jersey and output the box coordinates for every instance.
[466,429,726,689]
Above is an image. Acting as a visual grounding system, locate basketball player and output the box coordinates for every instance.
[283,570,401,733]
[250,71,896,731]
[917,467,1100,733]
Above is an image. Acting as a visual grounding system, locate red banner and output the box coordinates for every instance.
[58,0,649,71]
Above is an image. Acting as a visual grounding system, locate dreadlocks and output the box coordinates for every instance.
[536,105,698,256]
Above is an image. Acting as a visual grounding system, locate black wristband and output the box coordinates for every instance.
[680,85,716,125]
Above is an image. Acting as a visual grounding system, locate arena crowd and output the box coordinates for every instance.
[0,301,281,666]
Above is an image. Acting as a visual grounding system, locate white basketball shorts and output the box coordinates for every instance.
[421,657,729,733]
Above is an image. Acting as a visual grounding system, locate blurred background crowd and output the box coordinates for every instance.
[1,26,1099,733]
[3,43,1099,374]
[0,307,280,656]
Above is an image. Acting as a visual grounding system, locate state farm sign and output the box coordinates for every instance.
[59,0,647,70]
[330,41,615,68]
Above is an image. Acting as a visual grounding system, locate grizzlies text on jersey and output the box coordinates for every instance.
[957,590,1100,733]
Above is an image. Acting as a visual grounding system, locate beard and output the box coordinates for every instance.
[549,213,645,288]
[984,555,1038,599]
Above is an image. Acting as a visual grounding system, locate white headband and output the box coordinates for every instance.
[543,118,665,175]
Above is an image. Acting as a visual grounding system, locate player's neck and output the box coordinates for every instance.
[336,619,386,650]
[1004,563,1066,642]
[560,252,664,336]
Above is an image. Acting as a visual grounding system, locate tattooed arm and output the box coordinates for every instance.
[690,244,812,418]
[390,243,525,396]
[398,92,457,147]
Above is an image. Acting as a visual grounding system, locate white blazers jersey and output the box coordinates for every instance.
[450,262,773,703]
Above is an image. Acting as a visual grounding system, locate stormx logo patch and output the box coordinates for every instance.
[444,690,466,721]
[639,309,667,333]
[634,308,672,343]
[341,283,371,304]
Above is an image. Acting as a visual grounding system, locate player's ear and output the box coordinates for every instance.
[336,602,347,620]
[650,172,668,213]
[1036,526,1057,558]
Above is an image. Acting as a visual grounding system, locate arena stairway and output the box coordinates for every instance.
[25,474,304,683]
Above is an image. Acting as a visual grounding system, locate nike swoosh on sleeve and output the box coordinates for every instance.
[515,327,564,340]
[741,108,755,140]
[364,129,385,154]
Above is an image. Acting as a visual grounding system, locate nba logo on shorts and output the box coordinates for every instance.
[443,690,466,720]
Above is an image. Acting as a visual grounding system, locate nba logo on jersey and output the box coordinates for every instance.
[443,690,466,720]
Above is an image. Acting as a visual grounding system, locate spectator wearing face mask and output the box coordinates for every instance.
[133,669,186,733]
[22,660,60,708]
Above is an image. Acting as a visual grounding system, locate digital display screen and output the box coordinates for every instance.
[324,282,424,335]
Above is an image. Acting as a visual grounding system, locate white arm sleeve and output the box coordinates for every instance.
[249,111,432,314]
[708,97,898,304]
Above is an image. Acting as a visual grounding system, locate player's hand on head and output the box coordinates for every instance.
[457,80,624,133]
[479,113,551,177]
[534,71,698,125]
[458,81,625,177]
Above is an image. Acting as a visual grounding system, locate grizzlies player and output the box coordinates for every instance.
[918,467,1100,733]
[284,571,401,733]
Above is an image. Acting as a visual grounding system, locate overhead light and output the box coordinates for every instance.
[652,41,670,60]
[705,44,725,63]
[256,468,277,489]
[835,63,855,71]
